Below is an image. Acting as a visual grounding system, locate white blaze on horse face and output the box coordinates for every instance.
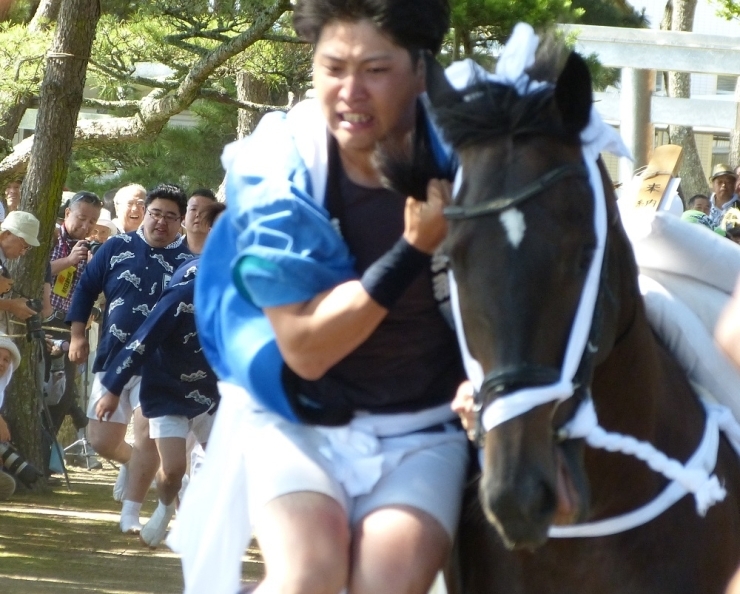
[499,208,526,248]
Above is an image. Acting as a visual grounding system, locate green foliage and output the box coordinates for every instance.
[571,0,649,90]
[451,0,576,36]
[446,0,646,88]
[0,21,51,96]
[572,0,648,27]
[241,34,313,97]
[23,2,302,191]
[0,0,35,24]
[66,100,237,193]
[100,0,139,20]
[4,0,654,188]
[712,0,740,21]
[448,0,577,60]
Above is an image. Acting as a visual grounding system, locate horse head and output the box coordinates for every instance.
[425,39,629,550]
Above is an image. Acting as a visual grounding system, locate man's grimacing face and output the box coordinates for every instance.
[312,19,424,157]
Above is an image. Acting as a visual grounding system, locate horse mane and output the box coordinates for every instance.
[376,34,579,199]
[374,105,451,201]
[433,35,577,150]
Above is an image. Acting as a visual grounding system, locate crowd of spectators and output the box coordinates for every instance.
[0,179,222,550]
[678,163,740,242]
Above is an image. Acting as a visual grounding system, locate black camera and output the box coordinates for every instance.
[87,240,103,256]
[76,240,102,257]
[25,298,44,341]
[0,442,43,488]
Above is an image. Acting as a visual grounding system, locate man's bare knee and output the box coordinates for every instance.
[160,461,186,483]
[257,493,350,594]
[86,420,127,460]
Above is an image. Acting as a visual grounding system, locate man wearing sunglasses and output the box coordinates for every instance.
[46,191,103,436]
[67,183,191,534]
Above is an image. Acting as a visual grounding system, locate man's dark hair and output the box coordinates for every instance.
[687,194,709,209]
[190,188,217,202]
[293,0,450,56]
[146,183,188,216]
[68,191,103,210]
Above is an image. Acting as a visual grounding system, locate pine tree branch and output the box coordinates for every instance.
[0,0,293,184]
[198,88,288,113]
[82,97,140,110]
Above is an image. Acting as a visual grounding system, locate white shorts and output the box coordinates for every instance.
[149,411,215,444]
[244,407,469,539]
[87,374,141,424]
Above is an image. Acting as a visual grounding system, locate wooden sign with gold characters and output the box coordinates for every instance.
[623,144,684,212]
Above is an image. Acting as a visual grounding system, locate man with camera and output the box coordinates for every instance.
[47,191,102,436]
[0,210,41,332]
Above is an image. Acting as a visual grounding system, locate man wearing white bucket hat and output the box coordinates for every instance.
[0,211,41,334]
[87,208,118,244]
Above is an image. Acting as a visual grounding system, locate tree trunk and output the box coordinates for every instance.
[236,71,270,139]
[662,0,708,200]
[0,93,33,157]
[3,0,101,485]
[29,0,62,32]
[217,71,272,200]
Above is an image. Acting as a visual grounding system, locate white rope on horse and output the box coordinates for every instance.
[449,23,740,536]
[550,394,740,538]
[565,398,725,515]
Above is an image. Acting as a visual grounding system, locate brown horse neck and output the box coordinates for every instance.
[586,296,706,519]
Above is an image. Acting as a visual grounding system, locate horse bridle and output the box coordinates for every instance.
[443,161,606,446]
[444,163,590,220]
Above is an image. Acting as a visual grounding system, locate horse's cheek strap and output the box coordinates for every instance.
[361,237,431,310]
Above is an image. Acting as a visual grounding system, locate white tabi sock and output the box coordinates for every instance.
[120,499,143,533]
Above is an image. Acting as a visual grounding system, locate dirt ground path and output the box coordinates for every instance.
[0,465,263,593]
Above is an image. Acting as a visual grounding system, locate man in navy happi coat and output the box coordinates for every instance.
[68,183,191,533]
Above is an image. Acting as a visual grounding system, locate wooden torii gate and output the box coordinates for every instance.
[559,24,740,186]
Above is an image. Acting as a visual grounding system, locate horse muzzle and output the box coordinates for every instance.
[479,430,589,550]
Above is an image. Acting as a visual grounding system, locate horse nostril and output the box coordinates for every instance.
[482,474,557,546]
[528,477,557,523]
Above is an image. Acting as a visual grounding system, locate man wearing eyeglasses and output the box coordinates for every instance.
[67,183,191,534]
[45,191,103,437]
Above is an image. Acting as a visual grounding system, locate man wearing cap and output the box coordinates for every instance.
[46,191,102,436]
[708,164,739,226]
[0,211,41,334]
[87,208,118,245]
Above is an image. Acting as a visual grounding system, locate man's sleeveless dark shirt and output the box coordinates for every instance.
[295,158,465,415]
